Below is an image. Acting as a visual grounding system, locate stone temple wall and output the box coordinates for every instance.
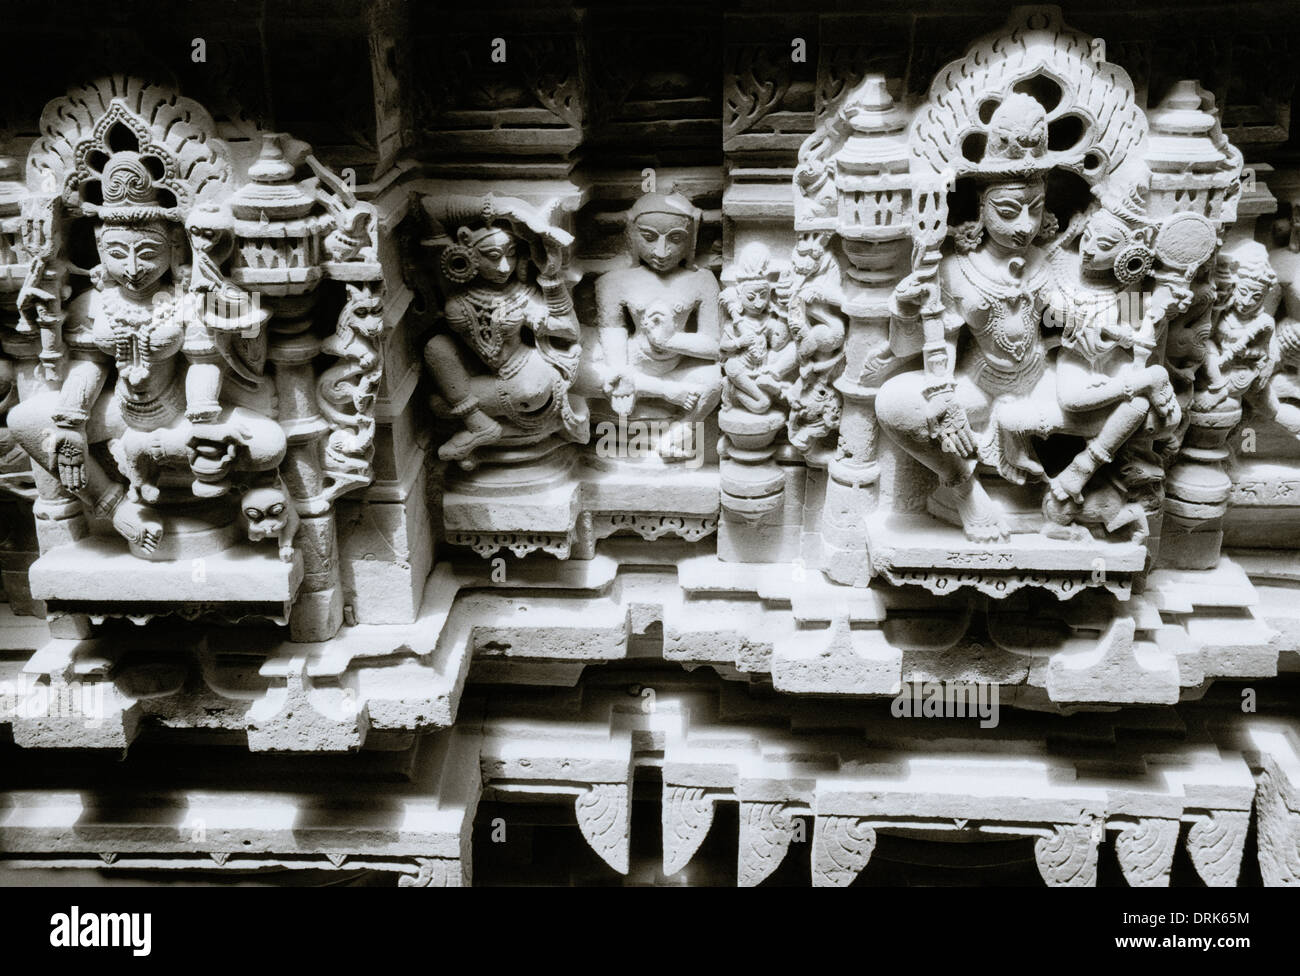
[0,0,1298,888]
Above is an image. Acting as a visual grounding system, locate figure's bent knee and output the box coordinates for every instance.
[7,393,58,450]
[876,372,928,437]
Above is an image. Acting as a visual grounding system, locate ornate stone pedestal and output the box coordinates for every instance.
[441,438,585,559]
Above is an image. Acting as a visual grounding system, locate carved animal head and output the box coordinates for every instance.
[239,482,293,541]
[343,284,384,334]
[986,93,1049,163]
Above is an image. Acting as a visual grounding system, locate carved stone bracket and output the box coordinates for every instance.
[1185,810,1250,888]
[737,800,799,887]
[1113,818,1181,887]
[662,785,716,876]
[575,782,631,876]
[811,815,876,887]
[1033,821,1101,887]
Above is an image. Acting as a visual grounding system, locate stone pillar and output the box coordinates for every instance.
[267,292,344,641]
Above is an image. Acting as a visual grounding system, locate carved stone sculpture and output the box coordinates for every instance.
[10,87,283,560]
[418,191,592,560]
[771,7,1249,598]
[2,79,387,638]
[718,242,796,520]
[582,188,720,464]
[422,193,587,469]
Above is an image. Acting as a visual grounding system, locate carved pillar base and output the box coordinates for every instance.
[820,470,877,586]
[717,459,805,564]
[718,406,785,524]
[1162,399,1239,570]
[290,514,344,642]
[337,460,434,624]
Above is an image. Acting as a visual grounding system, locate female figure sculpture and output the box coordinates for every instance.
[1035,185,1186,524]
[876,95,1059,541]
[423,195,588,470]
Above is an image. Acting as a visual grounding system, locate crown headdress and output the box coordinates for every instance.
[27,77,231,222]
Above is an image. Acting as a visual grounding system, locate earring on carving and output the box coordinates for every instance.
[440,243,478,284]
[1112,242,1154,284]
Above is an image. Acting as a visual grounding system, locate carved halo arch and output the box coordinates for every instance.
[26,76,233,217]
[909,5,1148,191]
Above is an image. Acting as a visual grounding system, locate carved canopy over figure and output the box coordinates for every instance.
[422,193,589,470]
[8,81,286,559]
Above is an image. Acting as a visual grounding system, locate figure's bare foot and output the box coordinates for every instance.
[438,413,503,463]
[112,501,163,554]
[934,478,1008,543]
[1050,457,1093,505]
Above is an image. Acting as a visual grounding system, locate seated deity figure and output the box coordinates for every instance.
[9,151,286,556]
[876,94,1062,542]
[719,242,795,418]
[584,189,721,461]
[422,195,588,470]
[1204,239,1278,414]
[1031,183,1184,524]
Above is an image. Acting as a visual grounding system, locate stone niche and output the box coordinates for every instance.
[0,77,408,643]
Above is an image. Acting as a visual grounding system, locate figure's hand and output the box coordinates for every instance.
[1143,367,1181,427]
[279,544,295,563]
[642,309,676,349]
[892,272,938,316]
[668,388,701,412]
[17,283,58,330]
[926,391,976,458]
[53,428,88,491]
[186,425,242,477]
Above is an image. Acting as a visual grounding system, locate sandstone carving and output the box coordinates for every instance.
[0,1,1298,894]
